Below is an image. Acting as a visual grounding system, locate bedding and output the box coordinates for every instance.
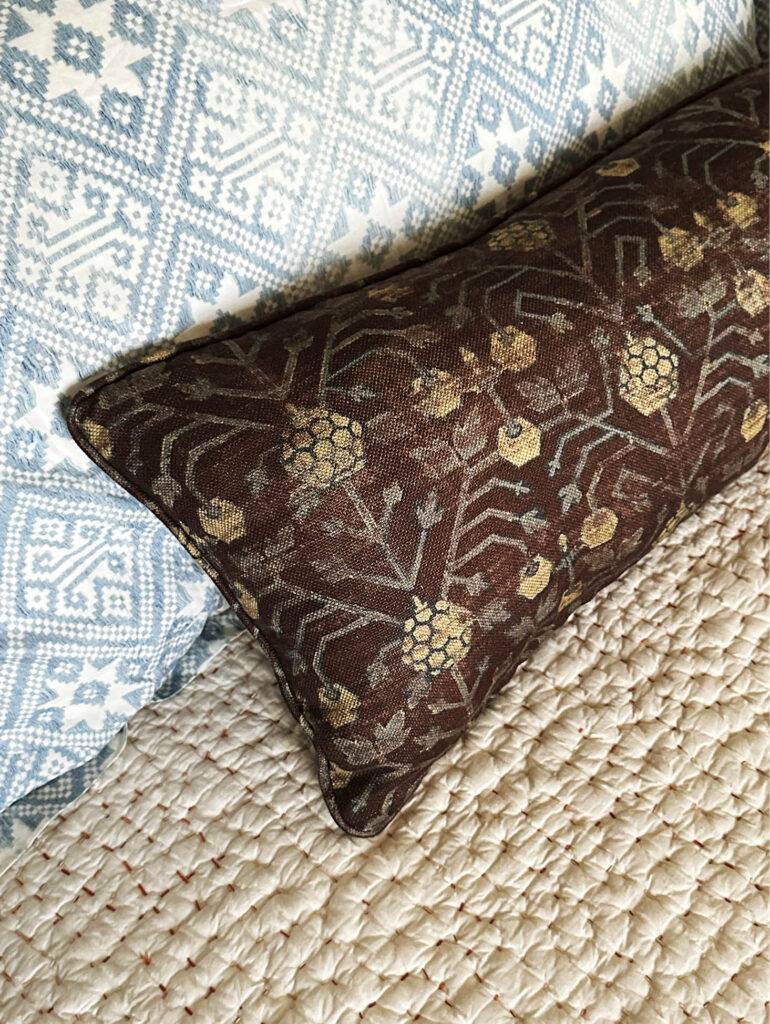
[0,0,760,845]
[0,606,241,859]
[68,65,770,835]
[0,462,766,1022]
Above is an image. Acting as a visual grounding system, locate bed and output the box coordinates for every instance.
[1,462,766,1023]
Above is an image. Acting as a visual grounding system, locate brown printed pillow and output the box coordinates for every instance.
[68,66,769,836]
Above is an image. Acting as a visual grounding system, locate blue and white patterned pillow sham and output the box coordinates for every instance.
[0,606,240,868]
[0,0,759,838]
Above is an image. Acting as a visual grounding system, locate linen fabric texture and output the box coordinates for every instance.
[68,67,770,836]
[3,0,760,847]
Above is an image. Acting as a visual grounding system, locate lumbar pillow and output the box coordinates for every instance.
[68,66,769,835]
[2,0,759,841]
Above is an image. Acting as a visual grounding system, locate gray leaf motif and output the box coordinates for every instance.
[618,526,645,559]
[462,571,488,597]
[679,275,727,319]
[477,597,511,632]
[383,482,403,507]
[520,507,548,534]
[346,383,378,403]
[549,311,573,331]
[374,710,408,755]
[445,304,472,330]
[265,524,294,558]
[416,489,444,528]
[242,524,296,578]
[537,587,559,621]
[309,553,350,583]
[678,289,707,319]
[367,411,413,444]
[452,407,486,460]
[406,673,432,709]
[414,724,443,750]
[322,516,345,537]
[558,482,582,513]
[507,479,532,497]
[555,363,588,396]
[506,615,536,644]
[366,660,389,687]
[334,736,376,765]
[288,484,322,520]
[516,377,562,412]
[246,462,270,498]
[411,438,462,480]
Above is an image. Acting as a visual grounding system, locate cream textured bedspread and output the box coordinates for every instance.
[0,464,767,1024]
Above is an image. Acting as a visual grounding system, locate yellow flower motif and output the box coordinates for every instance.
[497,418,541,467]
[80,418,112,460]
[741,399,768,442]
[735,269,769,316]
[412,368,462,418]
[328,763,352,789]
[559,582,583,611]
[518,555,553,600]
[319,681,360,728]
[401,597,472,677]
[489,219,554,252]
[597,157,640,177]
[490,326,537,371]
[718,192,758,229]
[580,507,619,548]
[199,497,246,543]
[658,227,704,270]
[619,333,679,416]
[281,405,364,489]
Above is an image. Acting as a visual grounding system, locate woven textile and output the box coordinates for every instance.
[68,67,770,834]
[0,0,760,830]
[0,606,241,858]
[0,463,766,1023]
